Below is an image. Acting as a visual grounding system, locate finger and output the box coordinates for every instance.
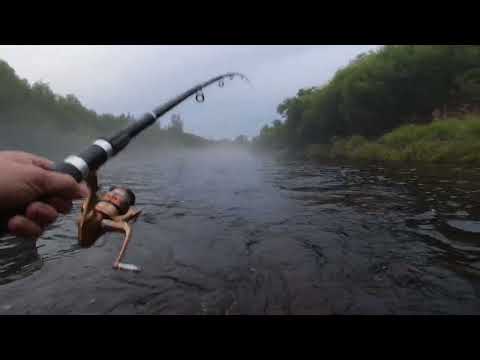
[0,151,53,170]
[30,156,54,170]
[44,197,73,214]
[33,169,89,199]
[79,182,89,196]
[25,202,59,227]
[8,215,43,239]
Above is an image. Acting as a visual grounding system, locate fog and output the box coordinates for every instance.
[0,45,379,140]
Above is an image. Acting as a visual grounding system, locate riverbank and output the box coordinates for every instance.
[306,115,480,164]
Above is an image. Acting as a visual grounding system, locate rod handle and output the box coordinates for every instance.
[52,161,84,183]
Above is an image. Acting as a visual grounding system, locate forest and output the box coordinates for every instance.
[254,45,480,163]
[0,59,209,160]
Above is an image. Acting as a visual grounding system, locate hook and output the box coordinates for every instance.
[195,91,205,103]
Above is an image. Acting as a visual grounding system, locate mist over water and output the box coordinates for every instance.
[1,146,480,314]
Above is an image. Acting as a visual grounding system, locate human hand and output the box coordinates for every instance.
[0,151,88,238]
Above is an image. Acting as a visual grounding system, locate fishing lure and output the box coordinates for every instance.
[77,172,141,271]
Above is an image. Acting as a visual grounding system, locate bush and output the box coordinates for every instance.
[324,115,480,164]
[305,144,331,159]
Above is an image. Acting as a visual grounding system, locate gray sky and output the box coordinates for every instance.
[0,45,379,140]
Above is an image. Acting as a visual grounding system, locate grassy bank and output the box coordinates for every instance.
[306,115,480,164]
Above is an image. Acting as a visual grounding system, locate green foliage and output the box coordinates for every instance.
[257,45,480,150]
[320,116,480,164]
[304,144,332,159]
[253,119,287,149]
[330,135,368,157]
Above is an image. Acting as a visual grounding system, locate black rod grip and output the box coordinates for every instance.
[52,143,110,183]
[107,132,131,155]
[77,144,108,173]
[52,162,83,183]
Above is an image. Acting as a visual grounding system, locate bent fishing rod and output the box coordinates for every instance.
[53,72,248,182]
[0,72,248,235]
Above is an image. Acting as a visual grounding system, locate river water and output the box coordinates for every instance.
[1,147,480,314]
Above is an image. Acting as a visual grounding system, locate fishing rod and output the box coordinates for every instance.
[0,72,248,236]
[53,72,249,182]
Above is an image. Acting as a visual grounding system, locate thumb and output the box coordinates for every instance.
[34,168,89,200]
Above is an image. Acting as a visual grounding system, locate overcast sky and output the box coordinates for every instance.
[0,45,379,140]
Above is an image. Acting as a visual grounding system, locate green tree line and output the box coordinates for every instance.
[0,59,209,160]
[254,45,480,150]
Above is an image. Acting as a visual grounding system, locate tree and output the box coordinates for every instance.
[257,45,480,149]
[455,68,480,104]
[234,135,249,145]
[169,113,184,134]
